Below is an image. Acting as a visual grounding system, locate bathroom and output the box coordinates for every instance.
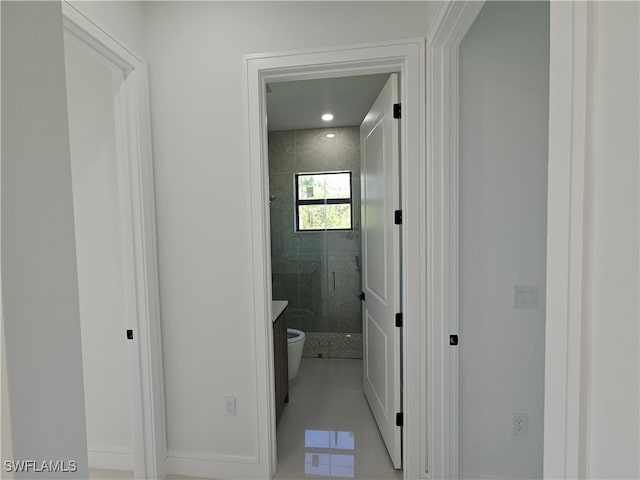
[269,126,363,360]
[268,74,390,363]
[266,74,403,478]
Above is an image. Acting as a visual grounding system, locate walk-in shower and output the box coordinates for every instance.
[269,127,363,359]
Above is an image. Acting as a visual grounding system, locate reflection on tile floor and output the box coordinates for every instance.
[302,333,363,359]
[275,358,401,480]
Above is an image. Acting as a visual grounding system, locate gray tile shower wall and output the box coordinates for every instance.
[269,127,362,334]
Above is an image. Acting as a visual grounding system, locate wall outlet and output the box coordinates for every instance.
[224,396,236,416]
[513,412,527,436]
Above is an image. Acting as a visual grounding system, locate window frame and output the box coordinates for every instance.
[294,171,353,232]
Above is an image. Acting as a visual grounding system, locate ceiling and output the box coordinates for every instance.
[266,73,390,132]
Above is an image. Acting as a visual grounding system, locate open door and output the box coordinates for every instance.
[360,73,402,469]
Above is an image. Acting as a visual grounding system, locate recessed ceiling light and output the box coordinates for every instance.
[326,133,336,138]
[321,113,334,121]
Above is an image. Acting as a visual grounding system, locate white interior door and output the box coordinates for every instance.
[360,73,402,469]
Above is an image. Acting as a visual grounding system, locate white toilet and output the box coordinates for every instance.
[287,328,305,380]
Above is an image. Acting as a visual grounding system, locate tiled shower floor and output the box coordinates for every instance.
[302,332,363,359]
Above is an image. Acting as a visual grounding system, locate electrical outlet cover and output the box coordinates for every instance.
[224,396,236,416]
[513,412,528,436]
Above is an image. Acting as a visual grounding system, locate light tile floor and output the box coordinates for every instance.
[275,358,402,480]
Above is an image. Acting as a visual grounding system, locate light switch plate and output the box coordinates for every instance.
[514,286,538,309]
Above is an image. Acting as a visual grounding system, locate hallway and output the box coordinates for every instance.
[275,358,401,479]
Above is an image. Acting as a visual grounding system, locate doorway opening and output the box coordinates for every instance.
[62,4,165,478]
[456,3,549,479]
[266,73,401,478]
[426,2,550,478]
[267,75,388,360]
[244,39,426,479]
[64,26,136,478]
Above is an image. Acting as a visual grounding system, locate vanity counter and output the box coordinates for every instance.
[272,300,288,323]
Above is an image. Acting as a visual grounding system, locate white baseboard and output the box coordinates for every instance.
[164,451,267,479]
[459,474,539,480]
[88,448,133,472]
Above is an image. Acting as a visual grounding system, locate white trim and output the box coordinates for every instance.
[166,450,257,464]
[425,3,483,479]
[580,4,598,475]
[0,6,9,476]
[61,3,166,479]
[88,448,134,472]
[427,3,598,478]
[164,453,264,480]
[544,2,594,478]
[244,38,426,479]
[458,475,537,480]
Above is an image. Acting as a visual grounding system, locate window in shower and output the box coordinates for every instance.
[295,171,353,231]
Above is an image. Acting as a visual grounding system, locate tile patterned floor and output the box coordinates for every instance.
[275,358,401,480]
[302,333,363,359]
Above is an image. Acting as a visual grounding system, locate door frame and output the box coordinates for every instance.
[428,2,591,479]
[425,3,484,478]
[62,3,166,478]
[543,3,598,477]
[244,39,426,479]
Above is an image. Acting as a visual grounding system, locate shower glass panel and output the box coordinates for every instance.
[268,127,362,358]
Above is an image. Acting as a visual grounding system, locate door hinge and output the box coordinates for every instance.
[449,334,458,346]
[126,329,134,340]
[395,312,403,328]
[393,103,401,119]
[396,412,404,427]
[359,292,366,301]
[394,210,402,225]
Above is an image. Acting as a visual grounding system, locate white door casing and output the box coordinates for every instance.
[62,3,166,478]
[65,28,136,471]
[426,3,483,478]
[360,73,402,469]
[244,39,426,479]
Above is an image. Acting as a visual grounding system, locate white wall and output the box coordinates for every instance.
[458,2,548,478]
[587,2,639,477]
[64,32,133,469]
[144,2,433,477]
[67,1,147,61]
[1,1,88,477]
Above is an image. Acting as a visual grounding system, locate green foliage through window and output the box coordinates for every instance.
[296,172,352,231]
